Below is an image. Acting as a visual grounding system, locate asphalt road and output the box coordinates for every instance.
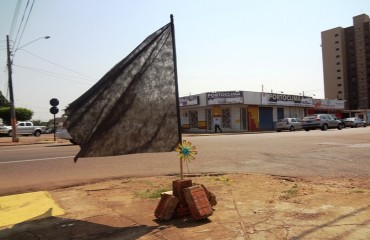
[1,127,369,196]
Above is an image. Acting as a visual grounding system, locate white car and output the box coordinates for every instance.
[275,118,302,132]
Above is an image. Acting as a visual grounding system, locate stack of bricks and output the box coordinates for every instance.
[155,179,215,221]
[172,179,192,218]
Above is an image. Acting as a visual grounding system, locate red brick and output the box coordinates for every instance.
[172,179,192,205]
[154,191,179,221]
[200,184,217,207]
[183,185,213,220]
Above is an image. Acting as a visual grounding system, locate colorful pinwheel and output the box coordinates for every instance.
[176,140,197,162]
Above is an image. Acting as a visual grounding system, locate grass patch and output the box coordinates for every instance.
[350,189,365,194]
[211,176,233,186]
[134,187,171,199]
[280,184,299,200]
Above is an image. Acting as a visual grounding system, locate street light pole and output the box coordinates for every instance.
[5,35,50,142]
[6,35,18,142]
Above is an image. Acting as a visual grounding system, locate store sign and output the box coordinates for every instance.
[179,96,199,106]
[261,93,313,107]
[313,99,345,109]
[207,91,243,105]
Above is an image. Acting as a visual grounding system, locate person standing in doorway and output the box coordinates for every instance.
[213,117,222,133]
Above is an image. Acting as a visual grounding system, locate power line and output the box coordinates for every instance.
[19,49,97,80]
[9,0,22,38]
[12,0,31,50]
[15,0,36,51]
[13,64,95,83]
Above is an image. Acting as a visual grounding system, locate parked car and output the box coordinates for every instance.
[343,117,367,128]
[302,114,343,131]
[0,121,45,137]
[275,118,302,132]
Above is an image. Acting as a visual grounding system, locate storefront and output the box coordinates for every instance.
[307,99,345,118]
[180,91,311,132]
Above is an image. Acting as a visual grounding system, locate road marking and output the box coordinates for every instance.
[0,146,75,152]
[0,191,65,227]
[0,156,75,164]
[0,147,48,152]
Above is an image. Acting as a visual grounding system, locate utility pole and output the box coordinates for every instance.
[6,35,18,142]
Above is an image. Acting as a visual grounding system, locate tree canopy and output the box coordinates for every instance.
[0,107,34,125]
[0,90,10,108]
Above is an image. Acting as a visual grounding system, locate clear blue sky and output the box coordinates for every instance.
[1,0,370,121]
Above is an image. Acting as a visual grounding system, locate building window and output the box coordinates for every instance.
[338,91,342,94]
[337,76,341,79]
[335,33,339,37]
[338,84,342,87]
[336,48,340,51]
[336,62,340,65]
[221,108,231,128]
[335,41,339,44]
[337,69,341,72]
[189,111,198,128]
[336,55,340,58]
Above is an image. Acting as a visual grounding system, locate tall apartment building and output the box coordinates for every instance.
[321,14,370,110]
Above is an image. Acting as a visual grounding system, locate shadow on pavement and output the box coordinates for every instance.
[290,205,370,240]
[0,208,212,240]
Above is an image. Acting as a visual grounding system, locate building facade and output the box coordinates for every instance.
[180,91,345,132]
[321,14,370,110]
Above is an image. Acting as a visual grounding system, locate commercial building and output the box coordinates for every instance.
[321,14,370,111]
[180,91,345,132]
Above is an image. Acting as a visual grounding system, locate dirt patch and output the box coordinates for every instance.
[2,173,369,239]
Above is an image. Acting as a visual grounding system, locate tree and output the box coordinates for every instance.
[0,107,34,125]
[0,90,10,108]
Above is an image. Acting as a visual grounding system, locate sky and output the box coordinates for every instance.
[1,0,370,121]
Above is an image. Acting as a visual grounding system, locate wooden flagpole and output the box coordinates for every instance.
[170,14,183,180]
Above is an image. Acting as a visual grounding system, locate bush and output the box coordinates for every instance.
[0,107,34,125]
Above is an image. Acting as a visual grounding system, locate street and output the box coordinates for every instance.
[1,127,369,196]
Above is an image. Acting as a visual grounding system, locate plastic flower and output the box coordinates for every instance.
[176,140,197,162]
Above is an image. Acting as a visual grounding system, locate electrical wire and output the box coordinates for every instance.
[12,0,31,50]
[9,0,22,38]
[14,0,36,51]
[13,64,95,85]
[19,49,97,80]
[13,64,95,83]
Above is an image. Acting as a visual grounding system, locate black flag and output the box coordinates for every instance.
[65,22,181,161]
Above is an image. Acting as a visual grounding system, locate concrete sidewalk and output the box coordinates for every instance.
[0,173,369,240]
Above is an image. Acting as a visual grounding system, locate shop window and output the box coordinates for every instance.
[189,111,198,128]
[221,108,231,128]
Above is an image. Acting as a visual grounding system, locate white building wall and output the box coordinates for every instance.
[198,108,206,122]
[243,91,261,105]
[199,93,207,106]
[230,105,241,131]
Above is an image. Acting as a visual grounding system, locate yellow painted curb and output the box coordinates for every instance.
[0,191,65,227]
